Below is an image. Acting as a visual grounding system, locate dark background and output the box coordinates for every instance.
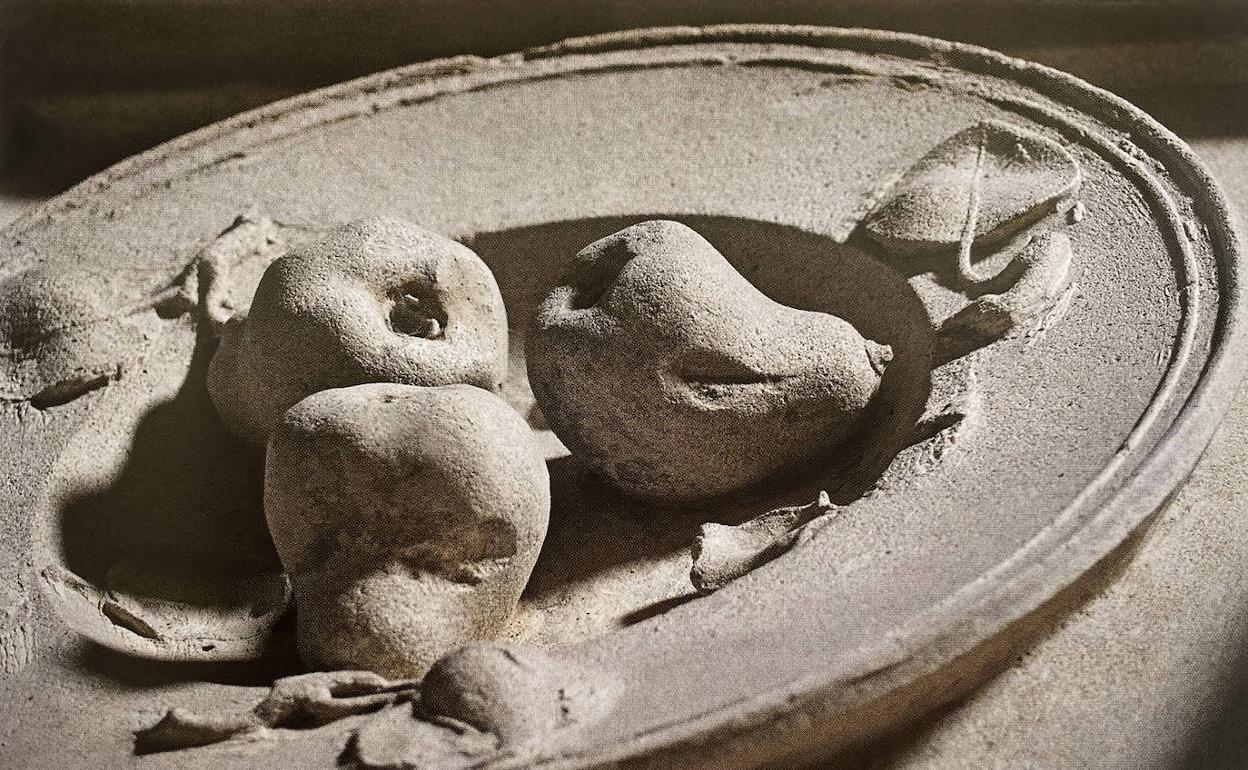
[2,0,1248,196]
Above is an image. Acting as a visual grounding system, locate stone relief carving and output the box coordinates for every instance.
[265,382,549,678]
[0,209,289,411]
[40,563,291,662]
[135,670,418,754]
[526,218,893,503]
[26,212,304,664]
[12,117,1081,759]
[348,644,620,769]
[0,266,151,408]
[862,120,1080,268]
[690,491,840,595]
[4,21,1241,769]
[207,217,509,444]
[136,644,619,769]
[687,119,1080,595]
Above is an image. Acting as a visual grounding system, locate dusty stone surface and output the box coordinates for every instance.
[690,490,838,594]
[821,135,1248,770]
[0,25,1240,770]
[935,231,1074,362]
[208,217,508,444]
[864,119,1080,260]
[420,643,619,746]
[528,219,890,502]
[339,644,618,769]
[0,265,152,407]
[39,562,292,663]
[135,670,417,754]
[265,383,549,678]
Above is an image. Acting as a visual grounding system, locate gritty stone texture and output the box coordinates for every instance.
[264,383,549,678]
[935,231,1074,361]
[335,645,620,769]
[39,563,291,662]
[828,135,1248,770]
[0,25,1241,770]
[527,219,891,503]
[135,670,417,754]
[852,338,1248,770]
[864,119,1080,257]
[420,644,619,745]
[0,266,149,407]
[690,491,838,594]
[208,217,508,444]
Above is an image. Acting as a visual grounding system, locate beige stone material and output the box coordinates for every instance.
[208,217,508,444]
[264,383,549,677]
[0,25,1241,770]
[528,219,890,503]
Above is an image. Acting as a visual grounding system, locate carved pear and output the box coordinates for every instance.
[208,217,507,444]
[264,383,549,678]
[527,220,891,502]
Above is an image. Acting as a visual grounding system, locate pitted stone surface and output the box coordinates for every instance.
[208,217,508,444]
[527,219,890,503]
[265,383,549,678]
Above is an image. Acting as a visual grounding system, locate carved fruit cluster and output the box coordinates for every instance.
[210,215,888,677]
[207,217,508,445]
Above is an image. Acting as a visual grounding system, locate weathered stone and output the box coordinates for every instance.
[208,217,508,444]
[864,120,1080,259]
[527,219,891,503]
[264,383,549,677]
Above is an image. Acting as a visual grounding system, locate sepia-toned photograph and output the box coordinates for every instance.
[1,2,1246,768]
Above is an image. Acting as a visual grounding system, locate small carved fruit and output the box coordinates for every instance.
[208,217,507,444]
[421,644,619,747]
[527,220,891,503]
[1,267,145,407]
[264,383,549,678]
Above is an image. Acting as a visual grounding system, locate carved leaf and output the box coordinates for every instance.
[936,231,1074,361]
[135,671,417,754]
[40,563,291,662]
[690,492,838,594]
[864,120,1080,255]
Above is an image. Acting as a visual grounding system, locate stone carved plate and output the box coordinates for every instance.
[0,25,1243,770]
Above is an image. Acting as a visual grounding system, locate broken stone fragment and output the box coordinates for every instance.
[527,219,891,503]
[864,120,1080,257]
[264,383,549,678]
[207,217,508,444]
